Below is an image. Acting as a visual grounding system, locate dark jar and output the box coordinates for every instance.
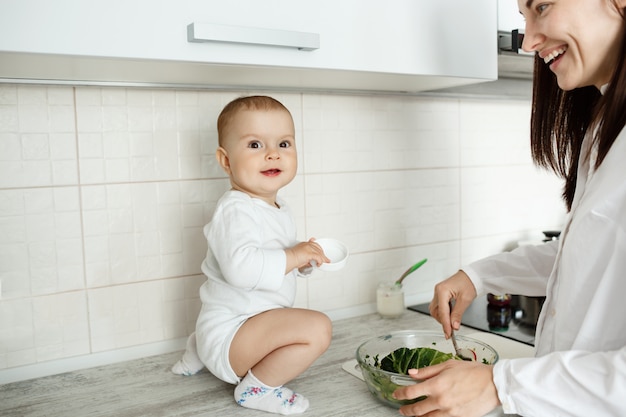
[487,303,512,331]
[487,293,512,307]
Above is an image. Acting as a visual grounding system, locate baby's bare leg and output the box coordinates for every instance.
[230,308,332,414]
[230,308,332,385]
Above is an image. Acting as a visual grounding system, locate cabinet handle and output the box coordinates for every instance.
[187,23,319,51]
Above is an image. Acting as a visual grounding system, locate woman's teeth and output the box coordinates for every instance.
[544,47,567,65]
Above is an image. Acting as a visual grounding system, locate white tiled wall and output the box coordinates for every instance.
[0,84,566,379]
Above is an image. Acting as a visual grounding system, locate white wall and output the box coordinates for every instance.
[0,84,566,382]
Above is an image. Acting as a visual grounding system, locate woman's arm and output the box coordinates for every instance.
[463,239,559,297]
[494,347,626,416]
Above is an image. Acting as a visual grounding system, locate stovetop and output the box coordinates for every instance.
[408,295,536,346]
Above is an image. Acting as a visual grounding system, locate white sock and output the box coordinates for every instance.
[234,370,309,415]
[171,333,204,376]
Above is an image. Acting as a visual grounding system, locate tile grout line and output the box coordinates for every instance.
[72,85,93,355]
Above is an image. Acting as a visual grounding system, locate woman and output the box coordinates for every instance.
[393,1,626,416]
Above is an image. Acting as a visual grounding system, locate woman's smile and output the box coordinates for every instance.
[542,46,568,66]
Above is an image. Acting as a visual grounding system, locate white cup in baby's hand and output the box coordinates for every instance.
[314,238,349,271]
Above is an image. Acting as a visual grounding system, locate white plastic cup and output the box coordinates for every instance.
[315,238,348,271]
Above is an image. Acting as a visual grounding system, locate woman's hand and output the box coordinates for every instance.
[393,360,500,417]
[429,270,477,338]
[285,238,330,273]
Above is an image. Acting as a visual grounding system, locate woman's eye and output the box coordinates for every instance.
[536,3,549,13]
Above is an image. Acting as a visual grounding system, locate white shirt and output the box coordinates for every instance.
[463,126,626,416]
[199,190,300,316]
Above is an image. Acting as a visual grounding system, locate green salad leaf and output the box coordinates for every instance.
[376,346,457,374]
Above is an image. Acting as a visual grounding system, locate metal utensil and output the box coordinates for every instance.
[394,258,428,286]
[449,300,474,361]
[450,330,473,361]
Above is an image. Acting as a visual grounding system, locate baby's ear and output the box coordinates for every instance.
[215,147,231,174]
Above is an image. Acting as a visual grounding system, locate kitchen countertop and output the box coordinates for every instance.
[0,310,526,417]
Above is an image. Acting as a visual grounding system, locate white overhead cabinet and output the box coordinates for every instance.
[0,0,497,92]
[498,0,526,32]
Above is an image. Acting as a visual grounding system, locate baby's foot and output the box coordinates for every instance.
[171,333,204,376]
[234,370,309,415]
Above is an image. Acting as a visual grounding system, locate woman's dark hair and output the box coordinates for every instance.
[529,5,626,211]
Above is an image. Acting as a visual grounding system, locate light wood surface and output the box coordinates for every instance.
[0,310,517,417]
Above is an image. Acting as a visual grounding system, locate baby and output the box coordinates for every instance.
[172,95,332,415]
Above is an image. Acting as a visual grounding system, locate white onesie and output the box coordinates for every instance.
[195,190,302,384]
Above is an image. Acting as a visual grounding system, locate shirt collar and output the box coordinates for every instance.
[600,83,609,95]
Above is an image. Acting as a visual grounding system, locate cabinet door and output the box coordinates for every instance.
[0,0,497,91]
[498,0,526,32]
[176,0,496,79]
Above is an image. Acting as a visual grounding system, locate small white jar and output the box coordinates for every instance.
[376,282,405,318]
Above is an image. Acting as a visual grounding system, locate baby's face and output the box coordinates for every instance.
[219,109,297,205]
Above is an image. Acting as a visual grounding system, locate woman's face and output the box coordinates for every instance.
[520,0,625,90]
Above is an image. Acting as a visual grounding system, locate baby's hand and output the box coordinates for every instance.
[286,238,331,272]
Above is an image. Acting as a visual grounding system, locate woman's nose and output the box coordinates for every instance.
[521,23,542,53]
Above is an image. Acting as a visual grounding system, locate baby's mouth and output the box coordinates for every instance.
[544,46,567,66]
[262,169,281,176]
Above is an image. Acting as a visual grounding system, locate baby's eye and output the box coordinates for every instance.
[248,141,262,149]
[279,140,292,148]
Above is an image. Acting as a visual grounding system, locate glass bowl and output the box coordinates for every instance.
[356,330,499,408]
